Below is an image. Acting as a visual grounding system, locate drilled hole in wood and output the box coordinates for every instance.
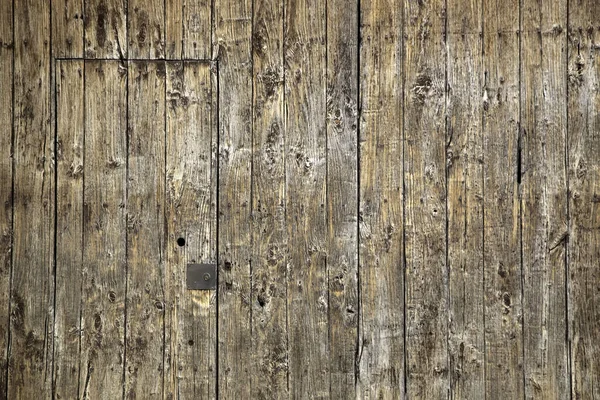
[177,237,186,247]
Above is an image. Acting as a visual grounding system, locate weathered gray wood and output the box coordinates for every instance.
[214,0,254,397]
[251,0,288,397]
[446,1,484,398]
[0,2,12,395]
[54,59,85,400]
[403,0,448,397]
[163,61,217,399]
[521,0,569,398]
[84,0,127,58]
[568,1,600,397]
[327,0,358,396]
[128,0,165,58]
[482,1,525,398]
[81,60,127,399]
[125,61,166,399]
[285,0,329,397]
[357,0,404,397]
[8,0,54,397]
[52,0,84,57]
[166,0,211,59]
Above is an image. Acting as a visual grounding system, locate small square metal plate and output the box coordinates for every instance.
[187,263,217,290]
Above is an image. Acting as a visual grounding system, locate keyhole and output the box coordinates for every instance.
[177,237,186,247]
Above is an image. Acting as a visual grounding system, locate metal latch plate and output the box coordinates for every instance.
[186,263,217,290]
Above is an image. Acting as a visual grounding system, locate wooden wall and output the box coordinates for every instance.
[0,0,599,398]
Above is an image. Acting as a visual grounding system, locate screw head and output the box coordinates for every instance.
[203,273,211,281]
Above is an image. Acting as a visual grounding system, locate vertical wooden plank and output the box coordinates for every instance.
[164,61,217,399]
[85,0,127,58]
[52,0,84,57]
[54,60,85,400]
[0,1,12,395]
[166,0,212,60]
[446,1,484,398]
[521,0,569,398]
[568,1,600,397]
[9,0,54,397]
[327,0,358,396]
[403,0,448,397]
[128,0,165,58]
[125,61,166,399]
[482,1,524,399]
[285,0,328,397]
[251,0,288,397]
[81,60,127,399]
[214,0,253,396]
[357,0,404,397]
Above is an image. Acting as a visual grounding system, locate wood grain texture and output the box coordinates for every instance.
[125,61,166,398]
[166,0,212,59]
[164,61,217,399]
[81,60,127,399]
[0,1,12,395]
[327,0,359,396]
[357,0,404,397]
[84,0,127,58]
[403,0,448,397]
[54,60,84,399]
[482,1,524,399]
[214,0,254,397]
[251,0,288,397]
[128,0,165,58]
[285,0,329,397]
[9,0,54,397]
[52,0,84,57]
[568,1,600,397]
[521,0,569,398]
[446,1,484,398]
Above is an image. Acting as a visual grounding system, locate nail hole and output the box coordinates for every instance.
[177,237,186,247]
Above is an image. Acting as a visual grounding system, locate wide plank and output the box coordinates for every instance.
[214,0,254,397]
[163,61,217,399]
[128,0,165,58]
[521,0,569,398]
[166,0,212,59]
[80,60,127,399]
[54,59,85,399]
[250,0,288,397]
[125,61,166,398]
[285,0,329,397]
[357,0,404,397]
[52,0,84,57]
[568,1,600,397]
[446,1,484,398]
[9,0,54,397]
[403,0,448,397]
[84,0,127,58]
[327,0,359,396]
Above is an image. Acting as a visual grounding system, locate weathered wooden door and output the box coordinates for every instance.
[55,60,217,398]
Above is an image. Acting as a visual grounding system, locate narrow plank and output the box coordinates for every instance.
[164,61,217,399]
[214,0,253,396]
[124,61,166,399]
[327,0,359,396]
[403,0,448,397]
[250,0,288,397]
[84,0,127,58]
[285,0,328,397]
[8,0,54,397]
[128,0,165,58]
[568,1,600,397]
[166,0,212,59]
[80,60,127,399]
[52,0,84,57]
[54,60,85,400]
[482,0,524,399]
[446,1,484,398]
[357,0,403,397]
[0,1,13,395]
[521,0,569,398]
